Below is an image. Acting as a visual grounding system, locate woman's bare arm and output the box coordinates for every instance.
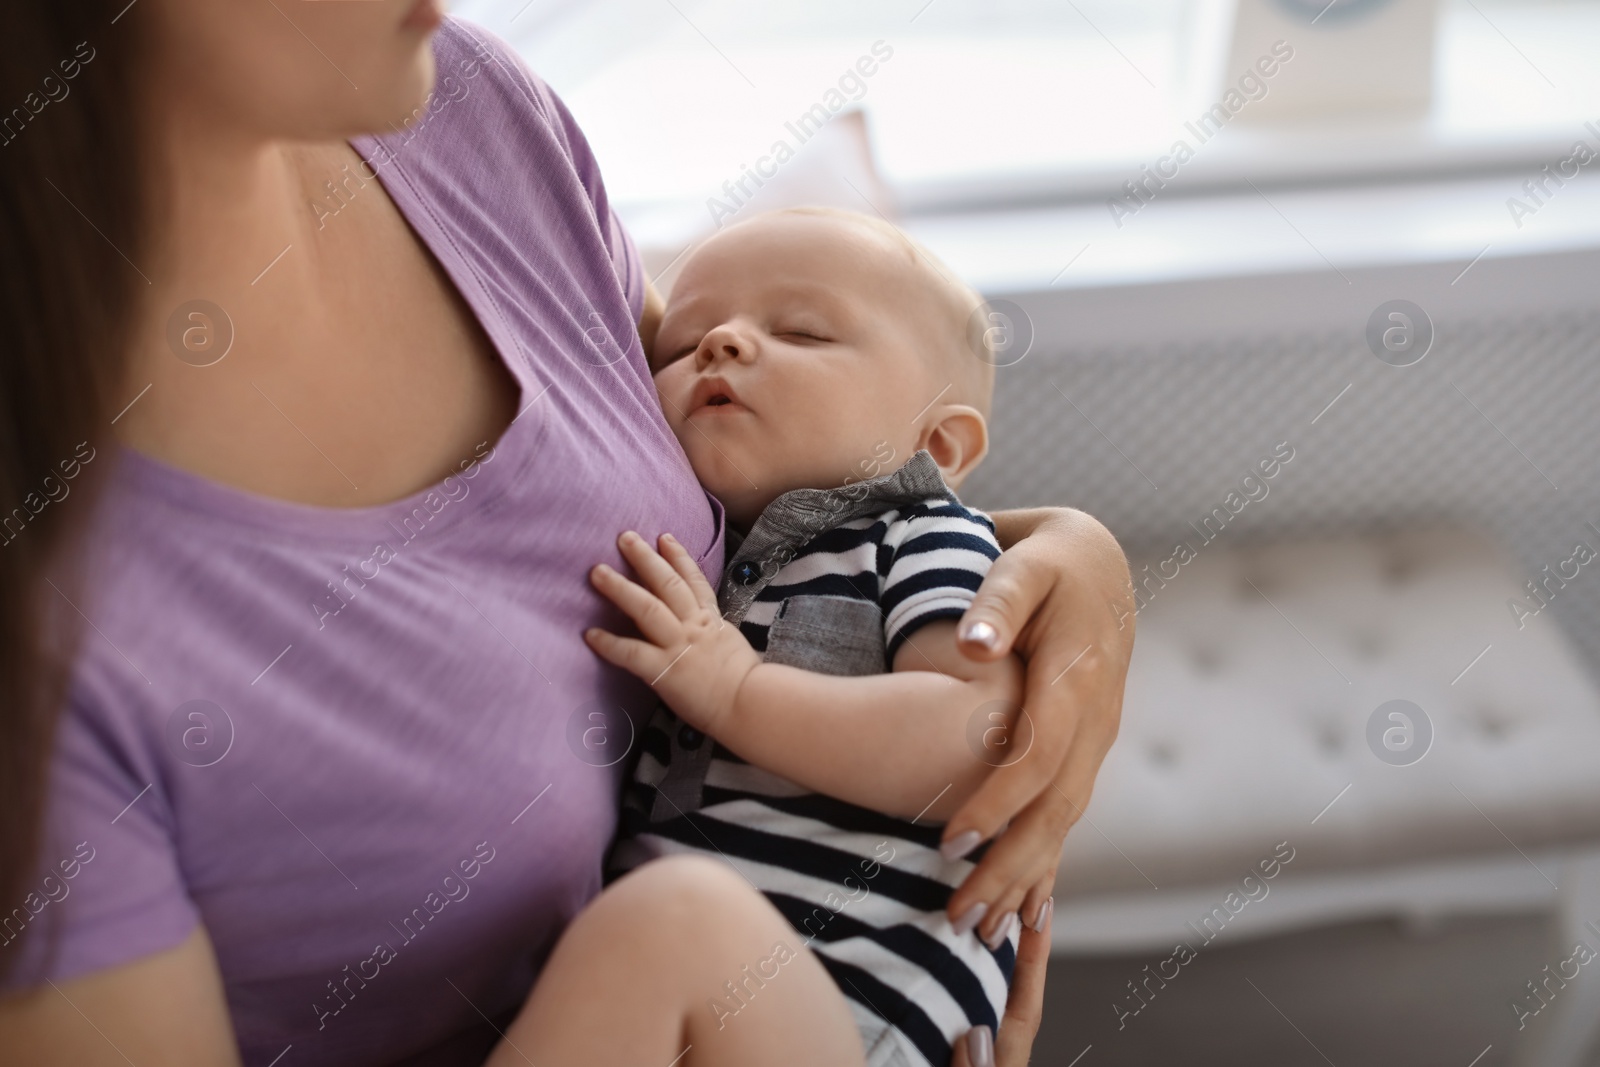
[0,926,241,1066]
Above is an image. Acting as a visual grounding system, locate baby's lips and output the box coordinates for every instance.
[687,375,743,412]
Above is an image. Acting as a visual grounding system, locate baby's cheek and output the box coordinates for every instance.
[676,430,725,485]
[651,363,692,408]
[668,420,699,463]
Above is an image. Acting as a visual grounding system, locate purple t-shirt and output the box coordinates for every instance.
[2,19,722,1067]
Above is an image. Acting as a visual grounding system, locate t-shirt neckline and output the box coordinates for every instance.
[112,133,539,551]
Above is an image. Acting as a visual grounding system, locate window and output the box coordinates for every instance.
[451,0,1600,220]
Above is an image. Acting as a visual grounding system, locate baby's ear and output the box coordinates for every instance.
[917,405,989,488]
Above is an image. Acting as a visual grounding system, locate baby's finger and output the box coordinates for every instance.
[590,564,684,649]
[617,531,702,619]
[658,533,719,612]
[583,627,669,682]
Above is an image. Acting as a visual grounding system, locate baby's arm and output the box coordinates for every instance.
[725,620,1022,822]
[585,532,1023,824]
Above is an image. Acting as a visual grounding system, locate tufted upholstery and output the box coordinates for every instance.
[1053,527,1600,898]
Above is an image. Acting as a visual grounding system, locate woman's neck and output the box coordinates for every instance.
[113,95,518,509]
[117,98,352,454]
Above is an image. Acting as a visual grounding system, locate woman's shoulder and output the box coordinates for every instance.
[350,17,644,321]
[430,18,567,142]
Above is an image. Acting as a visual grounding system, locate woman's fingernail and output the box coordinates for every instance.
[967,1025,995,1067]
[960,620,1000,651]
[983,912,1019,950]
[952,901,988,937]
[940,829,982,861]
[662,532,678,544]
[1029,895,1054,933]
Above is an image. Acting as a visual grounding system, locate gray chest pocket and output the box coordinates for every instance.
[763,594,887,677]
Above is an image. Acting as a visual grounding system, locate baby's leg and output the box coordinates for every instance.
[487,854,866,1067]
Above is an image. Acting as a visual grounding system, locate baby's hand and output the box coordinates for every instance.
[584,531,760,736]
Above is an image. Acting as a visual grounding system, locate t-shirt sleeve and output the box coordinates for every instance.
[449,20,646,323]
[879,498,1002,662]
[0,691,198,991]
[539,86,646,324]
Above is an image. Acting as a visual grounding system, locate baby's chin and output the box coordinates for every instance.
[685,451,826,532]
[704,481,771,534]
[676,445,767,529]
[676,430,888,529]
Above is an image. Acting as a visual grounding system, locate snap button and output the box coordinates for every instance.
[678,724,704,750]
[732,561,761,586]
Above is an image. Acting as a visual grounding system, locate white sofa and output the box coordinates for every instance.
[1048,529,1600,1067]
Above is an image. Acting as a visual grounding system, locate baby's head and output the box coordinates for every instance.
[651,207,994,530]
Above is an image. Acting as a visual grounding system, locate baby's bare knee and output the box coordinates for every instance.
[580,856,780,958]
[611,855,758,921]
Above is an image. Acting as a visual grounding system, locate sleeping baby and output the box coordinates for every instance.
[586,206,1030,1067]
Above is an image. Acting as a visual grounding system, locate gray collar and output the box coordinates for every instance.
[717,450,955,625]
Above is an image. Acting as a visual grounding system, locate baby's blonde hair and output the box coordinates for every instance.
[768,206,996,418]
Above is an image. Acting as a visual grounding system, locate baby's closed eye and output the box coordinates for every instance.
[773,328,831,344]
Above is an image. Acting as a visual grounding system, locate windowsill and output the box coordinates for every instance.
[894,115,1600,216]
[903,168,1600,296]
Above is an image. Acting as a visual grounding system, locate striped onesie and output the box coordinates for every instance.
[608,450,1016,1067]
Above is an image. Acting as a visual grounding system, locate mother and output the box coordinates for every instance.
[0,1,1133,1064]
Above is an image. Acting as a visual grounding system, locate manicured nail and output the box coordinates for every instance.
[960,620,1000,651]
[940,829,982,862]
[1029,895,1054,933]
[967,1025,995,1067]
[983,912,1019,950]
[952,901,987,937]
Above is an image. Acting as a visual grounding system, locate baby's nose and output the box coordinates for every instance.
[702,332,750,366]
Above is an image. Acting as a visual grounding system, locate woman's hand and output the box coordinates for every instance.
[952,897,1052,1067]
[941,506,1134,944]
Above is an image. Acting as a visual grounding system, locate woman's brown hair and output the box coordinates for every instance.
[0,1,148,977]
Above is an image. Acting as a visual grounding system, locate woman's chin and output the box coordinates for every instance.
[385,48,439,130]
[337,46,437,138]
